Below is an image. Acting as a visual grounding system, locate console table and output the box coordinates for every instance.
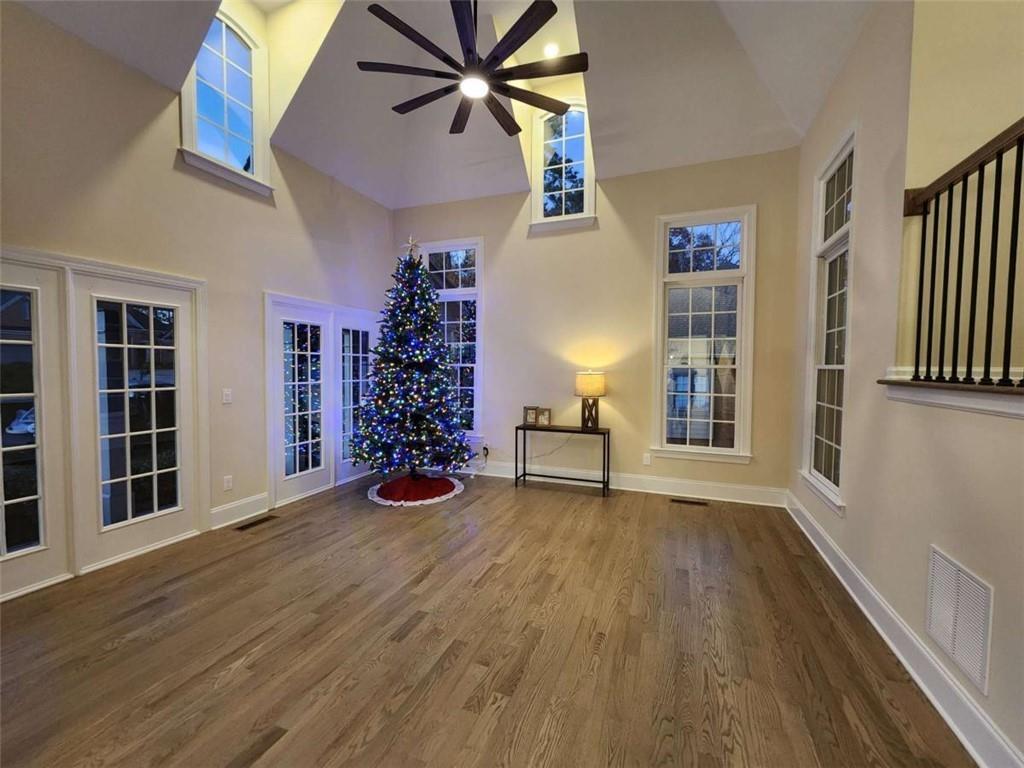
[514,423,610,496]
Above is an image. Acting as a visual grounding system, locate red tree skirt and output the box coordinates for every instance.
[368,474,464,507]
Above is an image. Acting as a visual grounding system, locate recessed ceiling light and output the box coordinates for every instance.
[543,42,560,59]
[459,76,489,99]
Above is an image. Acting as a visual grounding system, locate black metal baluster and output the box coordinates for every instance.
[964,164,985,384]
[912,201,930,380]
[936,182,955,380]
[949,173,969,382]
[980,151,1003,385]
[999,137,1022,386]
[924,190,942,380]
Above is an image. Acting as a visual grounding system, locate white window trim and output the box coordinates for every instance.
[650,205,756,463]
[801,129,856,515]
[179,9,273,196]
[529,100,596,233]
[0,284,46,558]
[419,237,484,440]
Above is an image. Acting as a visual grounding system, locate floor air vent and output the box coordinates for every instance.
[670,498,709,506]
[235,515,278,531]
[927,546,992,694]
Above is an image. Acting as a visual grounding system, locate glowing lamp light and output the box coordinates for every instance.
[543,42,560,59]
[574,370,606,431]
[459,76,489,99]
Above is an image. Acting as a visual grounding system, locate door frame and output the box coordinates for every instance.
[1,247,210,581]
[264,292,335,510]
[335,305,379,487]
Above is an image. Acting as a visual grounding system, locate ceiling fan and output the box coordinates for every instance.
[357,0,589,136]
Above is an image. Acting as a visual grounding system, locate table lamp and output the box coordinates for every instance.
[575,370,606,430]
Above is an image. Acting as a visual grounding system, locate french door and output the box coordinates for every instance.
[71,274,199,571]
[0,262,71,598]
[267,297,335,507]
[336,308,377,484]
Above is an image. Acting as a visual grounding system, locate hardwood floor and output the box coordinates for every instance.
[1,477,974,767]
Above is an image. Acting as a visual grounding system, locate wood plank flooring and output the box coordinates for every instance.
[1,477,975,767]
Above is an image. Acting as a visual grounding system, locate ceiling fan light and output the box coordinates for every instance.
[459,76,489,99]
[543,42,559,58]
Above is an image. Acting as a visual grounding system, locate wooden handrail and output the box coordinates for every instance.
[904,117,1024,216]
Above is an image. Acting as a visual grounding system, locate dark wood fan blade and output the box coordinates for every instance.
[367,4,463,72]
[451,0,477,65]
[483,93,521,135]
[450,97,473,133]
[493,52,589,82]
[481,0,557,70]
[394,84,459,114]
[357,61,461,80]
[491,84,569,115]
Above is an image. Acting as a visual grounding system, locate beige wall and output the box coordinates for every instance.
[395,148,799,490]
[1,3,395,511]
[789,1,1024,750]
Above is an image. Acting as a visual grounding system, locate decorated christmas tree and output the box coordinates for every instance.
[351,240,473,505]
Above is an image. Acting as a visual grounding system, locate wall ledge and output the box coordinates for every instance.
[879,378,1024,419]
[785,491,1024,768]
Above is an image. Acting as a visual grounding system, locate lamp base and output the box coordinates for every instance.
[581,397,600,430]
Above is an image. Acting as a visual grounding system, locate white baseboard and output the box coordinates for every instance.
[0,572,74,603]
[78,530,201,575]
[210,493,270,529]
[336,470,373,487]
[785,492,1024,768]
[481,460,788,507]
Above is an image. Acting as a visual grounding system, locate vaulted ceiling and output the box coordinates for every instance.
[19,0,873,209]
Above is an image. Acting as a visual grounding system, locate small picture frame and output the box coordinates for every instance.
[536,407,552,426]
[523,406,539,425]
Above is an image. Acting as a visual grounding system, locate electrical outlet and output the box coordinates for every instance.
[223,475,233,491]
[642,452,652,466]
[222,388,233,404]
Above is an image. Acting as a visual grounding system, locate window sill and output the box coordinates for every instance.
[0,544,48,562]
[179,147,274,197]
[878,377,1023,419]
[799,469,846,517]
[101,505,182,534]
[529,214,596,235]
[650,447,751,464]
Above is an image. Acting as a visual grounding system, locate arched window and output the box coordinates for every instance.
[531,102,595,230]
[180,12,271,195]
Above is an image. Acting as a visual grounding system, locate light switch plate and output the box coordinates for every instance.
[222,388,233,404]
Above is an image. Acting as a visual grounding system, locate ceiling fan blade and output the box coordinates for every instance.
[481,0,557,71]
[483,94,521,136]
[450,97,474,134]
[451,0,477,65]
[491,84,569,115]
[493,52,589,82]
[367,4,463,72]
[357,61,461,80]
[394,84,459,114]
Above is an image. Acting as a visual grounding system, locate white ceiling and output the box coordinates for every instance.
[19,0,874,208]
[22,0,219,91]
[272,1,530,210]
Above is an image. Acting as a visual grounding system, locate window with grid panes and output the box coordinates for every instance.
[283,322,323,476]
[194,17,254,174]
[1,289,43,553]
[541,108,587,218]
[823,151,853,241]
[812,251,847,487]
[340,328,370,461]
[96,301,179,527]
[660,216,749,452]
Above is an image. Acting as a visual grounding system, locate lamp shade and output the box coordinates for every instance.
[574,370,606,398]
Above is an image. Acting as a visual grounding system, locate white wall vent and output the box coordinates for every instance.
[926,546,992,694]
